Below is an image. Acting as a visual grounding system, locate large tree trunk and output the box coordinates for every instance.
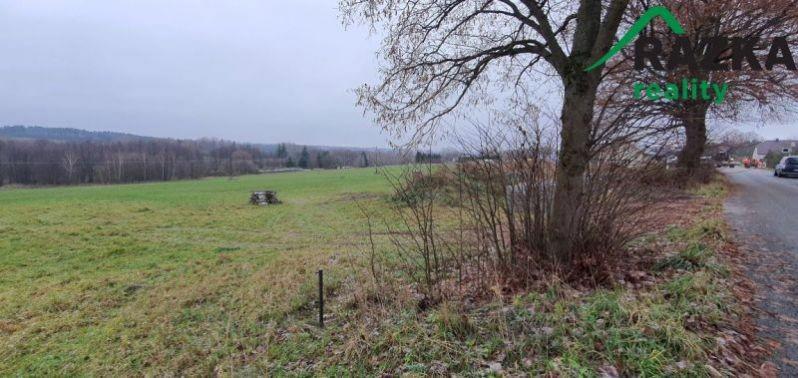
[677,104,710,174]
[550,74,599,262]
[547,0,609,263]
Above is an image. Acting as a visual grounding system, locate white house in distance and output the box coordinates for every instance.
[752,139,798,165]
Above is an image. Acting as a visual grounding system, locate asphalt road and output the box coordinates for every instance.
[722,167,798,375]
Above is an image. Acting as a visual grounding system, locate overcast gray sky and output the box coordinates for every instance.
[0,0,387,147]
[2,1,796,148]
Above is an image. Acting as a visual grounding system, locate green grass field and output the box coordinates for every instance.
[0,168,393,375]
[0,169,751,376]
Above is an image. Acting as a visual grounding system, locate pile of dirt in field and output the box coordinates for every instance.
[250,191,280,206]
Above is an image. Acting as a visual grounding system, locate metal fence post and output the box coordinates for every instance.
[318,269,324,328]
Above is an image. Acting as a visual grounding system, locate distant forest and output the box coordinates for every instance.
[0,126,409,186]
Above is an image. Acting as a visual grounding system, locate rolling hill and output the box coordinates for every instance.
[0,125,153,143]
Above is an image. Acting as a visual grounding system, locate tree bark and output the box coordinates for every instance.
[547,0,615,263]
[677,104,710,174]
[550,73,599,262]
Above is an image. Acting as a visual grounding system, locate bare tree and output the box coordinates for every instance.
[231,149,256,175]
[341,0,632,262]
[606,0,798,174]
[113,151,126,182]
[61,150,79,184]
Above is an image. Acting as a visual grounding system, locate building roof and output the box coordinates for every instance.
[754,140,798,157]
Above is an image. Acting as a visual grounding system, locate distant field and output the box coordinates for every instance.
[0,167,394,375]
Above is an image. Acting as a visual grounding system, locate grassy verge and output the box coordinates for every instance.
[262,176,761,376]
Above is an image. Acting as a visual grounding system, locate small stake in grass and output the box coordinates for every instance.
[318,269,324,328]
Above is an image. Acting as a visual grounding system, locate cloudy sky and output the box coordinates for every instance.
[0,0,387,147]
[2,1,795,148]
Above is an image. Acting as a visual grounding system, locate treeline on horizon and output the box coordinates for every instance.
[0,138,411,187]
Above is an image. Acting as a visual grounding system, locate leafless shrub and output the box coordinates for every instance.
[380,164,461,304]
[358,121,674,305]
[451,121,668,286]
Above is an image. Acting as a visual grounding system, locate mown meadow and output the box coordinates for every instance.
[0,167,393,375]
